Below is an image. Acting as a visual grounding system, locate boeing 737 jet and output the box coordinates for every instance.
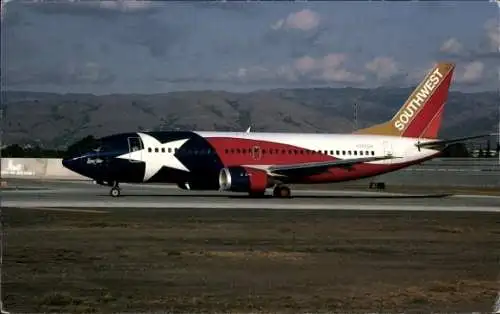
[62,62,487,197]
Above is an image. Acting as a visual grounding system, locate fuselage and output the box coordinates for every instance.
[62,130,441,190]
[60,62,458,197]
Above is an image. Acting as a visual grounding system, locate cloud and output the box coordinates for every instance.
[7,61,116,86]
[222,53,365,86]
[365,57,399,81]
[116,18,189,59]
[321,67,365,84]
[271,9,320,31]
[97,0,154,12]
[406,61,435,82]
[456,61,485,84]
[223,65,298,84]
[25,0,158,17]
[292,53,365,83]
[440,38,463,55]
[318,54,365,83]
[294,56,317,74]
[484,18,499,51]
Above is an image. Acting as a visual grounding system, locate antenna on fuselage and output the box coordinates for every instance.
[245,126,251,133]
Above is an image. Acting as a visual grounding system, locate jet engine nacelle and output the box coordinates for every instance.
[218,166,272,193]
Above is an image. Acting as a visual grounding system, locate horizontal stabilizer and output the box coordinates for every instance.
[416,134,491,150]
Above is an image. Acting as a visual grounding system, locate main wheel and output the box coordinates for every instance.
[273,185,291,198]
[110,187,121,197]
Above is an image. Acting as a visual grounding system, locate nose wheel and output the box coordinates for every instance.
[110,187,121,197]
[109,181,121,197]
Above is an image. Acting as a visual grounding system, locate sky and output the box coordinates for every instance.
[1,0,499,94]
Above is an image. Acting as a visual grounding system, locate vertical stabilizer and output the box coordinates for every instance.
[355,62,455,139]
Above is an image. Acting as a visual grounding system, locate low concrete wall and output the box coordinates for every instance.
[1,157,498,187]
[0,158,88,180]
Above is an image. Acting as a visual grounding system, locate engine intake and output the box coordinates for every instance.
[219,166,271,193]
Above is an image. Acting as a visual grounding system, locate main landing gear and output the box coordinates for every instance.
[272,185,291,198]
[247,185,291,198]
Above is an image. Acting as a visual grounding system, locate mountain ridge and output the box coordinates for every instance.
[3,88,498,149]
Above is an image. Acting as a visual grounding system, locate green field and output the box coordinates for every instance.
[3,207,499,313]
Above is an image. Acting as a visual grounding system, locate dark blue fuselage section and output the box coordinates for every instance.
[62,131,225,190]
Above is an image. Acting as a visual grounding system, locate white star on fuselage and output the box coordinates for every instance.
[116,132,190,182]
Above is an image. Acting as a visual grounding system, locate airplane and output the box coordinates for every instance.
[62,62,489,198]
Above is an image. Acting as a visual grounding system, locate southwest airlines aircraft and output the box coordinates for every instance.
[62,62,486,198]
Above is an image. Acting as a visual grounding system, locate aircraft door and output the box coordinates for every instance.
[382,140,393,164]
[127,137,143,162]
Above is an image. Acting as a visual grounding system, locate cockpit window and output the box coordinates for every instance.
[64,136,101,159]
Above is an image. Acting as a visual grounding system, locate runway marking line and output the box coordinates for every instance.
[27,207,108,214]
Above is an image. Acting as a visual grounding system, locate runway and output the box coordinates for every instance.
[1,179,500,212]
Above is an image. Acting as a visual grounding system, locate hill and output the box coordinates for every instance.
[2,88,498,149]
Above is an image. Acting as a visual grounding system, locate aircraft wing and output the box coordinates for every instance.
[263,155,398,177]
[416,134,491,150]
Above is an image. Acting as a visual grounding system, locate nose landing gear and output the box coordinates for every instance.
[110,186,121,197]
[108,181,121,197]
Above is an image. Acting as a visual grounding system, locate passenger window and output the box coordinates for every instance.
[242,148,246,154]
[348,150,351,155]
[342,150,345,155]
[360,151,363,155]
[148,148,152,153]
[154,148,159,153]
[161,148,165,153]
[371,151,375,156]
[336,150,340,155]
[236,148,241,153]
[354,151,357,155]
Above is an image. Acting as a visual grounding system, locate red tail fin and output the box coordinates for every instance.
[355,62,455,139]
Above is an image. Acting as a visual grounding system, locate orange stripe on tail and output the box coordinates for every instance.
[355,62,455,139]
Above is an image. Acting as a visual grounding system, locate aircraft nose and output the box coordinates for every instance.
[62,157,80,173]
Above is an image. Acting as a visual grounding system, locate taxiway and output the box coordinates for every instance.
[1,179,499,212]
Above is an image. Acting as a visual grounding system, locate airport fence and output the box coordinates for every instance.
[353,158,500,188]
[1,157,499,188]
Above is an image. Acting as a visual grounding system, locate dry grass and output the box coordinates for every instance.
[3,207,499,313]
